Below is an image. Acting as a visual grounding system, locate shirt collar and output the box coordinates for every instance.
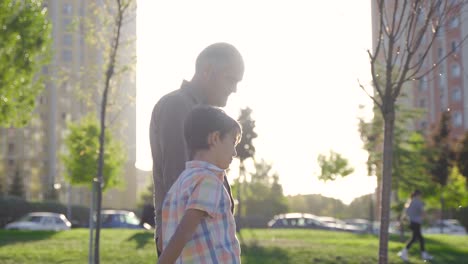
[186,160,225,180]
[180,80,205,105]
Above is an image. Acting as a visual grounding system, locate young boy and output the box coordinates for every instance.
[157,106,242,264]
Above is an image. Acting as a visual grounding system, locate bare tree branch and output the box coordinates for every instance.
[359,79,383,111]
[368,49,385,100]
[393,0,409,40]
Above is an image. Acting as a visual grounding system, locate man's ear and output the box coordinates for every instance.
[207,131,221,146]
[203,64,215,80]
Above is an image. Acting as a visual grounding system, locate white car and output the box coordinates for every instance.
[5,212,72,231]
[424,219,467,235]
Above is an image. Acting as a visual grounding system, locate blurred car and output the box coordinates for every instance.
[424,219,467,235]
[317,216,365,233]
[344,218,372,233]
[371,220,400,235]
[267,213,331,230]
[100,210,152,230]
[5,212,71,231]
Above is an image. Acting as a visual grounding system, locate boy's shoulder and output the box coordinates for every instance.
[180,167,221,183]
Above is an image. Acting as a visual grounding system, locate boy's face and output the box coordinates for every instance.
[210,129,239,170]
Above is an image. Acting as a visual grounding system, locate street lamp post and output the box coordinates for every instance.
[53,182,72,220]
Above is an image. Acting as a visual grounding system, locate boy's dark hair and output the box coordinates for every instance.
[184,105,241,159]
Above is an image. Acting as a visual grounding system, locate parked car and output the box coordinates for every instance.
[317,216,365,233]
[371,220,400,235]
[267,213,331,230]
[344,218,372,233]
[5,212,71,231]
[100,210,152,230]
[424,219,467,235]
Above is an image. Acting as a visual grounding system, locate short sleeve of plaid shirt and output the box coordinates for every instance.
[186,174,223,218]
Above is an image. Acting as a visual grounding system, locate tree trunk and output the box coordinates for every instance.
[94,87,108,264]
[379,106,395,264]
[88,181,96,264]
[92,2,123,262]
[440,192,445,234]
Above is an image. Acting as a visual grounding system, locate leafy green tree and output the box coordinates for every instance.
[0,0,51,127]
[286,194,346,218]
[235,107,257,230]
[316,151,353,219]
[359,104,432,215]
[441,168,468,209]
[9,170,24,198]
[317,151,354,181]
[241,159,288,224]
[359,104,436,240]
[346,194,373,219]
[73,1,135,262]
[61,114,125,191]
[366,2,465,262]
[236,107,257,161]
[455,132,468,187]
[358,105,384,181]
[426,111,455,233]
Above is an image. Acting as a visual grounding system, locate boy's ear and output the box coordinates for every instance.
[207,131,221,146]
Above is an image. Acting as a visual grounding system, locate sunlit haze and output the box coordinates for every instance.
[136,0,377,204]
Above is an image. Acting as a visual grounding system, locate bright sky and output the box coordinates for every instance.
[136,0,377,204]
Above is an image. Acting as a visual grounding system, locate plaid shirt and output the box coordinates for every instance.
[161,161,241,263]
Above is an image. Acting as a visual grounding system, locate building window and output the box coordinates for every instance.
[420,121,427,129]
[419,99,426,108]
[62,112,67,121]
[438,47,443,58]
[450,16,459,28]
[62,50,72,62]
[8,159,14,166]
[418,76,427,91]
[438,75,444,86]
[63,3,73,15]
[452,88,461,101]
[8,143,14,154]
[451,63,461,77]
[435,28,442,38]
[451,41,458,52]
[63,18,72,31]
[453,112,463,127]
[63,34,72,46]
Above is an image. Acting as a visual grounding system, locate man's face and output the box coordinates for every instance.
[206,62,244,107]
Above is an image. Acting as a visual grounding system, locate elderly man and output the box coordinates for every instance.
[149,42,244,257]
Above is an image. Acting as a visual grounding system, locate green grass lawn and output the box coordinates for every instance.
[0,228,467,264]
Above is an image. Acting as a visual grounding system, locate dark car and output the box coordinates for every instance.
[267,213,331,230]
[100,210,152,230]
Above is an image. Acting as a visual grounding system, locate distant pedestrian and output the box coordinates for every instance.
[398,190,433,262]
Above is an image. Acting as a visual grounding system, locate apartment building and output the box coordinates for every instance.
[0,0,137,209]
